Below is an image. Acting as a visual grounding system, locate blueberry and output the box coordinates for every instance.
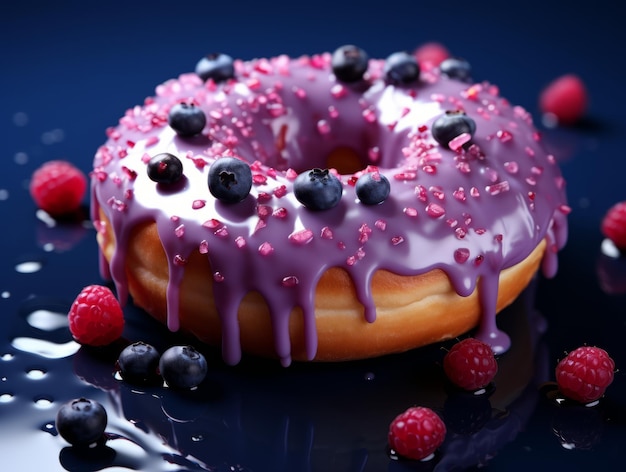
[117,342,161,385]
[147,153,184,184]
[55,398,108,447]
[294,168,343,211]
[431,110,476,148]
[208,156,253,203]
[195,53,235,83]
[158,345,208,389]
[384,51,420,85]
[168,102,206,137]
[439,57,472,82]
[355,171,390,205]
[331,45,369,83]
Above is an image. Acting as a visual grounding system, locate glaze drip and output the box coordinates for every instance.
[91,52,569,365]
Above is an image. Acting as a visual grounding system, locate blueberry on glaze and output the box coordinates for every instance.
[355,171,390,205]
[208,156,253,203]
[158,345,208,389]
[195,52,235,83]
[294,168,343,211]
[431,110,477,149]
[55,398,108,447]
[331,45,369,83]
[147,153,184,184]
[168,102,207,137]
[117,341,161,385]
[384,51,420,85]
[439,57,472,82]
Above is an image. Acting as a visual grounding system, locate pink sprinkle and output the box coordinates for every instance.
[272,207,288,219]
[394,171,417,181]
[448,132,471,151]
[145,136,159,147]
[422,165,437,174]
[282,276,299,287]
[124,189,133,200]
[362,108,376,123]
[317,119,331,135]
[528,191,536,200]
[358,224,372,244]
[486,181,510,195]
[455,227,467,239]
[430,185,445,200]
[415,185,428,202]
[321,226,334,240]
[404,207,418,217]
[504,161,519,174]
[328,105,339,118]
[256,205,272,219]
[331,84,347,98]
[257,192,272,203]
[289,229,314,245]
[525,146,535,157]
[425,203,445,218]
[474,228,486,235]
[214,227,229,238]
[174,224,185,238]
[285,168,298,180]
[274,185,287,198]
[253,173,267,185]
[470,187,480,198]
[199,240,209,254]
[391,236,404,246]
[203,219,221,229]
[192,199,206,209]
[446,218,458,228]
[496,129,513,142]
[454,248,470,264]
[235,236,247,248]
[293,86,307,99]
[374,219,387,231]
[368,146,381,162]
[453,187,467,202]
[494,234,503,243]
[337,241,346,250]
[346,255,357,266]
[246,78,261,90]
[559,204,572,215]
[474,255,484,266]
[213,272,225,283]
[531,166,544,175]
[173,254,187,266]
[258,242,274,256]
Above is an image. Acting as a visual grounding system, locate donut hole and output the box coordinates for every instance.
[325,146,370,175]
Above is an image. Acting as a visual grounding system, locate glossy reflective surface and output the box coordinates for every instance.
[1,1,625,470]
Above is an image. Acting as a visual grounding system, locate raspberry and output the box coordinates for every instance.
[68,285,124,346]
[443,338,498,391]
[555,346,615,404]
[539,74,587,125]
[29,160,87,216]
[413,41,450,70]
[388,406,446,460]
[601,201,626,251]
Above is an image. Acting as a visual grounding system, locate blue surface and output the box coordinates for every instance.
[1,1,626,470]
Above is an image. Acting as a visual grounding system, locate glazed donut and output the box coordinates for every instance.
[91,46,569,365]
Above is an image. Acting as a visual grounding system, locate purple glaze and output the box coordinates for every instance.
[91,53,569,365]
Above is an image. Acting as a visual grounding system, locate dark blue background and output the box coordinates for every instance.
[1,1,626,470]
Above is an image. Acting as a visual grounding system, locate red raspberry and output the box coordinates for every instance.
[413,42,450,70]
[68,285,124,346]
[539,74,587,125]
[601,201,626,251]
[388,406,446,460]
[556,346,615,404]
[443,338,498,391]
[30,160,87,216]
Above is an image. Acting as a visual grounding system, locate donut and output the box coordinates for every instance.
[91,46,569,366]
